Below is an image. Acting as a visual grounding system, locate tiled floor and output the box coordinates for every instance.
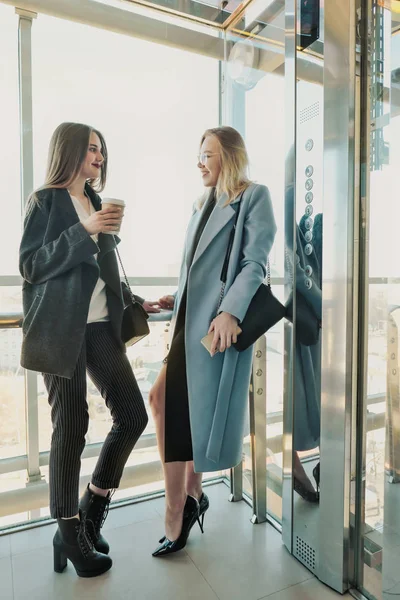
[0,483,352,600]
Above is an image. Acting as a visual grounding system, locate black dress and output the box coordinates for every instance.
[164,193,216,462]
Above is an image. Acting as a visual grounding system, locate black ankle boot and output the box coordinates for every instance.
[79,485,110,554]
[53,511,112,578]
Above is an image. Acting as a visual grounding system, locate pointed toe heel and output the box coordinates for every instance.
[153,495,200,558]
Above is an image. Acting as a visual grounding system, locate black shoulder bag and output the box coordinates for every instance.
[116,247,150,347]
[218,198,286,352]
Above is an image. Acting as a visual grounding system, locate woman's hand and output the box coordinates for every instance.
[208,312,239,356]
[143,301,160,313]
[158,295,175,310]
[82,207,123,235]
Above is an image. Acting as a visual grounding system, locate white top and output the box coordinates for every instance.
[70,194,109,324]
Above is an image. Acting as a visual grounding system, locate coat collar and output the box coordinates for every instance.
[187,187,245,269]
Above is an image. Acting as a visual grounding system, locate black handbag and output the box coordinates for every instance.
[284,248,321,346]
[116,247,150,347]
[218,198,286,352]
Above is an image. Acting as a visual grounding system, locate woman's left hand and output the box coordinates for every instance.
[208,312,239,356]
[143,300,160,313]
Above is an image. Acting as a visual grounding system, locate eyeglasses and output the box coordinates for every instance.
[197,152,220,165]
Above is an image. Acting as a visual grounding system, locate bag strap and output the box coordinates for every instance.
[115,245,136,304]
[220,198,242,284]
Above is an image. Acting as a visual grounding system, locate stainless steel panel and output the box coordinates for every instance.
[352,3,370,589]
[229,462,243,502]
[319,0,356,591]
[18,11,42,484]
[249,336,267,524]
[282,0,297,553]
[17,11,35,209]
[291,78,323,577]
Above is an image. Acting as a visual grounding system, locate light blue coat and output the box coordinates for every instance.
[170,183,277,472]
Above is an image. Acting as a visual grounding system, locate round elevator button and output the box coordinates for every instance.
[305,277,313,289]
[305,179,314,191]
[305,230,313,242]
[305,265,313,277]
[305,217,314,230]
[305,165,314,177]
[305,243,313,256]
[305,139,314,151]
[305,205,313,216]
[305,192,313,204]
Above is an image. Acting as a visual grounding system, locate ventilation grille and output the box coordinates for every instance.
[295,536,316,572]
[300,101,320,124]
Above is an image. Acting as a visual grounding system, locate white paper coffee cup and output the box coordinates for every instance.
[101,198,125,234]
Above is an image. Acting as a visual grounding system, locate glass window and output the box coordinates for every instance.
[31,15,219,278]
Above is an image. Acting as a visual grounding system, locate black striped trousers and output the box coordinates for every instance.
[43,322,148,518]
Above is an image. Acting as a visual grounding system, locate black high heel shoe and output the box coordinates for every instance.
[198,492,209,533]
[152,496,201,557]
[313,462,320,494]
[158,491,209,543]
[294,477,319,503]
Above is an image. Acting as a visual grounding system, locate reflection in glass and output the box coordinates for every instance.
[358,2,399,599]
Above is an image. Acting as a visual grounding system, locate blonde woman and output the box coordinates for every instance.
[19,122,154,577]
[149,126,277,556]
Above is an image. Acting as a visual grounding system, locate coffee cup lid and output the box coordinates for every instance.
[101,198,125,207]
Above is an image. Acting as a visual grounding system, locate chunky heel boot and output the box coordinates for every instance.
[79,484,110,554]
[53,547,67,573]
[153,496,200,557]
[53,511,112,578]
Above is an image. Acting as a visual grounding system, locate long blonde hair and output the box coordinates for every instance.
[29,122,108,206]
[199,126,251,207]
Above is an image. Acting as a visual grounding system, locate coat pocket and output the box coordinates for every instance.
[22,294,42,335]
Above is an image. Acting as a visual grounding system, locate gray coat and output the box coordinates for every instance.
[171,183,277,472]
[19,185,133,378]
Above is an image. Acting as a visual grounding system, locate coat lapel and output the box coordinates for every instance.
[190,192,241,268]
[185,191,213,269]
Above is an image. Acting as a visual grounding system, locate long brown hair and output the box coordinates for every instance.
[199,126,251,207]
[30,122,108,205]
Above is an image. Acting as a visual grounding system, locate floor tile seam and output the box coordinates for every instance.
[256,575,317,600]
[185,550,222,599]
[104,513,162,532]
[9,548,15,600]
